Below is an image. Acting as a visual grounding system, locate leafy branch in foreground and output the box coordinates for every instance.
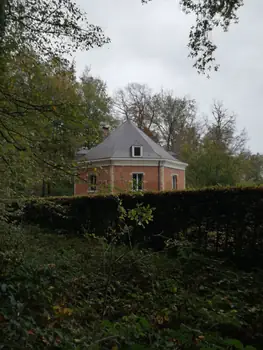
[142,0,244,73]
[2,0,110,56]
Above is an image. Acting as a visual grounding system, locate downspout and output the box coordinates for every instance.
[158,160,164,191]
[158,161,161,191]
[110,160,114,194]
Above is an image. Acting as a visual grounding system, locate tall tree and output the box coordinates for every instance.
[153,90,200,158]
[205,101,247,154]
[2,57,116,197]
[0,52,90,196]
[79,67,116,148]
[1,0,109,56]
[35,66,116,197]
[114,84,202,156]
[239,152,263,185]
[114,83,155,127]
[187,138,245,188]
[186,101,248,188]
[114,83,160,141]
[0,0,110,199]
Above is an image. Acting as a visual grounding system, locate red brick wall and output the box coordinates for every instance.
[164,167,185,190]
[74,165,185,195]
[113,165,159,192]
[74,166,111,195]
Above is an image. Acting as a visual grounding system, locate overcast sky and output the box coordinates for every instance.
[74,0,263,153]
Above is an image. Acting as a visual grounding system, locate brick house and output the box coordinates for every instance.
[75,120,187,195]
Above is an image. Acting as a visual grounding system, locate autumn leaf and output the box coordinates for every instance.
[62,307,73,316]
[53,305,61,313]
[53,305,73,316]
[156,315,164,325]
[164,315,169,322]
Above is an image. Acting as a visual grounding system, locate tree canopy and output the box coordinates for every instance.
[0,49,114,197]
[0,0,112,198]
[1,0,109,56]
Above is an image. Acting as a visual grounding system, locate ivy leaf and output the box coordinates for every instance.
[138,317,150,330]
[225,339,244,349]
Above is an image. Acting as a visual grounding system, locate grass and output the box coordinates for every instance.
[0,224,263,349]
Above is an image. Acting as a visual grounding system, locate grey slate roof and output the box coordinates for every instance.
[77,120,184,163]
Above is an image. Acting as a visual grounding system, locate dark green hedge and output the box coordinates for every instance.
[19,187,263,254]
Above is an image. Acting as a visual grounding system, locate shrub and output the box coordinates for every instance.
[1,225,262,349]
[17,186,263,255]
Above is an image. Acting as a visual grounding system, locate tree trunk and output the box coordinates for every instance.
[0,0,6,39]
[41,179,46,197]
[47,182,51,196]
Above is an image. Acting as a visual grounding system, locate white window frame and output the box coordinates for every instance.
[131,145,143,158]
[172,174,178,190]
[132,172,144,191]
[88,174,97,192]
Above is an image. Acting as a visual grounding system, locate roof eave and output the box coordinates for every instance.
[77,157,188,170]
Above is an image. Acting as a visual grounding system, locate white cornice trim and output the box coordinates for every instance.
[78,157,187,170]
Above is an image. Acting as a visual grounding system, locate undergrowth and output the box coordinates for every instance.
[0,222,263,349]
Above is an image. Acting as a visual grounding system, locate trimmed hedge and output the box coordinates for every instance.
[19,187,263,254]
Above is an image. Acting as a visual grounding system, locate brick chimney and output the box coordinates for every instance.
[102,124,110,139]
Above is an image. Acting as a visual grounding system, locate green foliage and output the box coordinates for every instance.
[239,153,263,185]
[183,101,248,188]
[2,0,109,58]
[0,50,113,197]
[1,224,262,349]
[1,0,112,200]
[117,199,154,229]
[80,68,116,142]
[1,53,75,195]
[185,139,244,188]
[19,186,263,257]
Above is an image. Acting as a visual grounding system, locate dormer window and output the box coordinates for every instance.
[131,145,143,157]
